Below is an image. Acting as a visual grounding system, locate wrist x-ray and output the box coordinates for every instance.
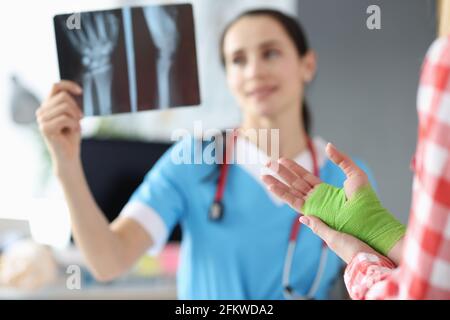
[54,4,200,116]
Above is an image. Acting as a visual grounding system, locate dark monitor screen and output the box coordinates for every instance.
[79,138,181,242]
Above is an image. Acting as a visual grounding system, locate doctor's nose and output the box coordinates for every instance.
[244,56,268,80]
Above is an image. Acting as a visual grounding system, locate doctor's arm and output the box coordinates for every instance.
[36,81,154,281]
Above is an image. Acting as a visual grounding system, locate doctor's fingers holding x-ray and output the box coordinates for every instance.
[36,81,84,161]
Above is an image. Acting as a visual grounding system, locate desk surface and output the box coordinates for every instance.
[0,276,177,300]
[0,244,179,300]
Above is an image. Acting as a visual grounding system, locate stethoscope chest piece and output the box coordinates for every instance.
[209,201,224,221]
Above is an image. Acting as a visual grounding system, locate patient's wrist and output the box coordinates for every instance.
[302,183,406,256]
[387,236,405,266]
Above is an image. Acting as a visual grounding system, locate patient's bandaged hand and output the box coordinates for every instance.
[302,184,406,256]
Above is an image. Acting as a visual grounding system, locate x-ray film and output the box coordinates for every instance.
[53,4,200,116]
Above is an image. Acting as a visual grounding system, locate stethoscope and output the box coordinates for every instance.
[208,130,328,300]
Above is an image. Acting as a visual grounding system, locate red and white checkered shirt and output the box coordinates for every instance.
[344,36,450,300]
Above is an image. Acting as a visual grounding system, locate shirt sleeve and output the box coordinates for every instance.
[119,139,191,255]
[344,36,450,300]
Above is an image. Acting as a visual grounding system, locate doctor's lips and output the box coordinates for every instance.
[246,85,278,100]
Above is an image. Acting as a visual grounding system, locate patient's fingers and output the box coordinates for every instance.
[261,175,304,198]
[268,185,304,212]
[266,161,313,195]
[261,175,305,211]
[278,158,321,187]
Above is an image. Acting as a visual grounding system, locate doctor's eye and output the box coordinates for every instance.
[231,55,246,66]
[263,48,281,60]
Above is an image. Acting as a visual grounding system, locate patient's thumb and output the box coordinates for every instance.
[326,143,361,179]
[300,215,334,243]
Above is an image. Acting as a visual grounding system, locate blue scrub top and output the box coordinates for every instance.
[124,136,376,299]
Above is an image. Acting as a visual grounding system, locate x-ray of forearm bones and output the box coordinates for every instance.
[143,7,180,109]
[64,13,119,116]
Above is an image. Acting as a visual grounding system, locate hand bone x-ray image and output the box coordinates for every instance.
[64,12,120,116]
[53,4,200,116]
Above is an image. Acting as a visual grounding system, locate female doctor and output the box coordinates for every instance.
[36,9,375,299]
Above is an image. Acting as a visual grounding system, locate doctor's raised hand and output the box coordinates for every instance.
[36,80,84,167]
[36,80,153,282]
[262,143,406,265]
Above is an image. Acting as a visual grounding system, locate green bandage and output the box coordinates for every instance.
[302,184,406,256]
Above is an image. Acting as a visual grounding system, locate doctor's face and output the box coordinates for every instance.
[222,15,312,119]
